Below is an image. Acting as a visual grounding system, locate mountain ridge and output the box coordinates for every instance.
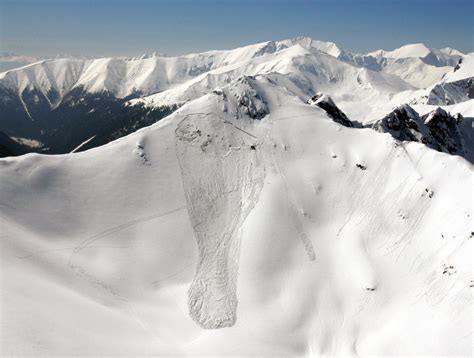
[0,37,472,157]
[1,67,471,355]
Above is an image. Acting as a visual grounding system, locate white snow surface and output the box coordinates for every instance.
[378,57,452,88]
[1,37,469,121]
[0,37,345,101]
[369,43,435,59]
[442,53,474,83]
[368,43,463,67]
[0,71,472,356]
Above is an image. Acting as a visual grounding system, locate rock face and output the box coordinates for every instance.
[307,93,354,127]
[373,104,466,157]
[426,77,474,105]
[422,107,465,155]
[372,105,428,142]
[228,76,269,120]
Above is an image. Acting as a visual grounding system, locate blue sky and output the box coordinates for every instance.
[1,0,473,56]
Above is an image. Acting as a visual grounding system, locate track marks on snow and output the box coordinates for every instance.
[72,206,185,255]
[175,113,264,329]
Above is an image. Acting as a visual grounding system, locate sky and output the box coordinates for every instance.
[1,0,473,57]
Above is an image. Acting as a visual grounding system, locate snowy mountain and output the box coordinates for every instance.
[367,42,463,67]
[1,39,473,355]
[336,42,466,92]
[1,37,471,156]
[1,67,472,355]
[388,53,474,108]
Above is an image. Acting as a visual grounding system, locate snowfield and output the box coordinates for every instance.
[0,38,473,356]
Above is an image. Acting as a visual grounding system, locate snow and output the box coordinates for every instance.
[130,45,414,123]
[369,43,434,59]
[1,71,472,355]
[1,37,473,356]
[413,98,474,118]
[442,53,474,83]
[1,37,469,125]
[70,135,97,153]
[379,57,452,88]
[367,42,464,67]
[10,136,43,148]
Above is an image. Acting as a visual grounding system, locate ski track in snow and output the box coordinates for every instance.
[175,113,265,329]
[70,206,186,255]
[270,142,317,261]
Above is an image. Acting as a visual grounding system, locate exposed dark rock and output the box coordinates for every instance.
[0,131,32,157]
[422,107,464,155]
[373,104,428,142]
[307,93,354,127]
[373,104,467,159]
[453,58,462,72]
[424,77,474,105]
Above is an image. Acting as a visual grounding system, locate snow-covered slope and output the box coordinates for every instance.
[377,57,452,88]
[0,37,342,104]
[0,37,461,111]
[1,75,472,356]
[1,37,469,137]
[392,53,474,107]
[443,52,474,83]
[130,45,414,122]
[368,43,463,67]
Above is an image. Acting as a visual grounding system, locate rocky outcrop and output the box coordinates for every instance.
[228,76,269,120]
[307,93,354,127]
[426,77,474,105]
[373,104,466,157]
[422,107,465,155]
[372,104,428,142]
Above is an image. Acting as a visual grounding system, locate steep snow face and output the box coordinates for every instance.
[0,59,87,105]
[442,53,474,83]
[427,78,474,105]
[0,76,472,356]
[401,54,474,107]
[383,54,474,114]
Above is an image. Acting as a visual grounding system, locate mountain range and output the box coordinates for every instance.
[0,37,472,356]
[1,37,472,156]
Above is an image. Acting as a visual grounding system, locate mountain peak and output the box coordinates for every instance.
[278,36,343,57]
[369,43,431,59]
